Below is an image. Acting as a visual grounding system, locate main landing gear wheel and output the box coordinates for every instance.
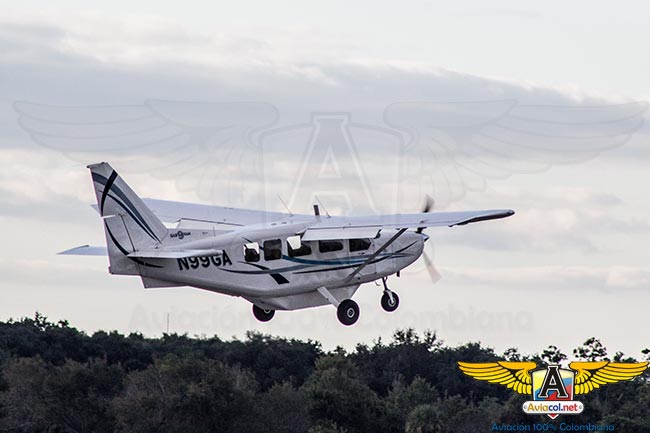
[337,299,360,326]
[381,291,400,312]
[252,305,275,322]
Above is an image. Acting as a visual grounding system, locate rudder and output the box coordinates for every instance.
[88,162,168,274]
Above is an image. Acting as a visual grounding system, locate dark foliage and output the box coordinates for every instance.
[0,314,648,433]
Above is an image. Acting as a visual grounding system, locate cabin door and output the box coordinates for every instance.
[347,238,376,277]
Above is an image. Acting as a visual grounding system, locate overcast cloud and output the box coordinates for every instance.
[1,1,650,356]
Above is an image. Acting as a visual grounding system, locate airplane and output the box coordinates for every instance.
[60,162,514,326]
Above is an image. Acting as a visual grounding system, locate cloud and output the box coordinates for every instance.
[443,265,650,292]
[0,257,112,290]
[1,15,646,219]
[0,14,648,260]
[428,185,650,255]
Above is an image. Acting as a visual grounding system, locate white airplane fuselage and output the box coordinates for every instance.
[64,162,513,325]
[132,219,424,311]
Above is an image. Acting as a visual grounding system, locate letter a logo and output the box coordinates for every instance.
[538,365,569,398]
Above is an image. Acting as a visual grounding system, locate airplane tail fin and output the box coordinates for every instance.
[88,162,168,275]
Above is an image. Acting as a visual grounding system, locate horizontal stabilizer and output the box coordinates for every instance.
[128,249,223,259]
[58,245,108,256]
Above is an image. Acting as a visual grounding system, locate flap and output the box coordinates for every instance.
[302,227,381,241]
[310,209,515,231]
[141,198,292,226]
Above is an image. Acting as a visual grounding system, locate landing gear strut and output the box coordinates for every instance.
[252,305,275,322]
[337,299,360,326]
[380,277,399,312]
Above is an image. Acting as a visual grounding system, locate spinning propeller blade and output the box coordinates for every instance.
[416,195,435,234]
[417,195,441,284]
[422,250,441,284]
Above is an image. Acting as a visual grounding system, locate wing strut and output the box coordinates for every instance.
[344,228,407,282]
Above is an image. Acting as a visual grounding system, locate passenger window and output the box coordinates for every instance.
[350,238,371,252]
[263,239,282,261]
[287,235,312,257]
[244,242,260,262]
[319,240,343,253]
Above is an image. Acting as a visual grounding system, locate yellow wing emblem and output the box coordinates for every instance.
[457,361,536,395]
[569,361,649,395]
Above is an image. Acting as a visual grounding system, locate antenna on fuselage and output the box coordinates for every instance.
[277,194,293,216]
[314,196,331,218]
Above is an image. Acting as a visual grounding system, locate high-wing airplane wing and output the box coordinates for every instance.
[141,198,293,227]
[302,209,514,240]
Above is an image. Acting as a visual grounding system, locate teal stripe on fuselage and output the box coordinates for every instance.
[281,253,381,266]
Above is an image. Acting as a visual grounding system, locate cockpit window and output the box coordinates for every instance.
[319,240,343,253]
[263,239,282,261]
[244,242,260,262]
[287,236,312,257]
[349,238,371,252]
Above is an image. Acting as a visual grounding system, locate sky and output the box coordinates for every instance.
[1,0,650,358]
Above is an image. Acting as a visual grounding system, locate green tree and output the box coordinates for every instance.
[405,404,446,433]
[304,355,386,433]
[540,345,567,365]
[436,395,501,433]
[385,376,439,431]
[0,357,123,433]
[307,420,349,433]
[573,338,608,361]
[223,331,323,390]
[113,355,257,433]
[253,382,311,433]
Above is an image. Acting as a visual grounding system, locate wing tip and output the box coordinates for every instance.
[450,209,515,227]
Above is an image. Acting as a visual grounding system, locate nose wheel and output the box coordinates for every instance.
[380,277,400,312]
[252,305,275,322]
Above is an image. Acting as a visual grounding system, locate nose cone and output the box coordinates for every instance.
[393,232,425,271]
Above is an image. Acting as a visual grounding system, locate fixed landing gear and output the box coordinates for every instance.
[381,291,399,312]
[380,277,400,312]
[252,305,275,322]
[337,299,360,326]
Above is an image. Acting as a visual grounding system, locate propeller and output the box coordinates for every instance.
[417,195,442,284]
[416,195,435,234]
[422,248,442,284]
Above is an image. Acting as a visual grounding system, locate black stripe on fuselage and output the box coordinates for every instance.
[228,262,290,284]
[220,241,417,283]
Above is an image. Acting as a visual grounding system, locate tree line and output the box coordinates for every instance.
[0,313,648,433]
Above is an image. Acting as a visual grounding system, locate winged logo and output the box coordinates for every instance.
[14,99,647,212]
[13,98,647,284]
[458,360,649,419]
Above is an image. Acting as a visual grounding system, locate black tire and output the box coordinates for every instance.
[252,305,275,322]
[337,299,360,326]
[381,292,399,312]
